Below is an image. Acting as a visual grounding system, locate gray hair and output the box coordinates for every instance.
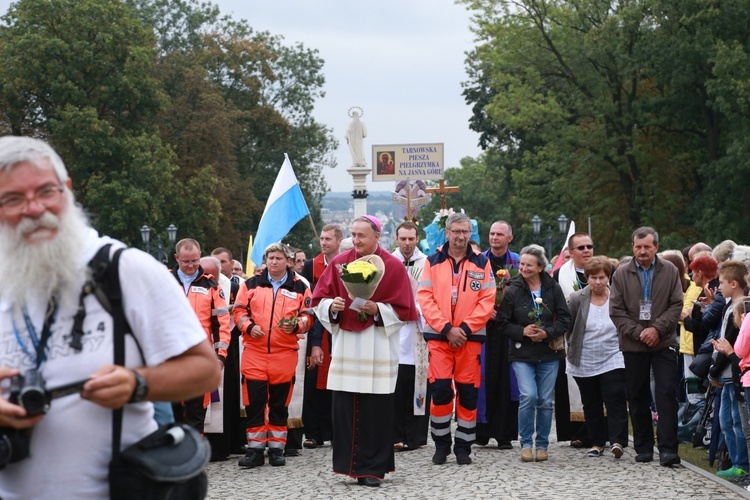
[264,242,290,260]
[339,237,354,252]
[0,136,69,183]
[520,244,549,268]
[731,245,750,269]
[200,256,221,275]
[631,226,659,245]
[713,240,737,263]
[446,212,471,231]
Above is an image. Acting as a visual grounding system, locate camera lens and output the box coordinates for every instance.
[0,434,13,468]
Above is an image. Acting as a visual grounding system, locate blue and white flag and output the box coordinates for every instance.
[250,154,310,266]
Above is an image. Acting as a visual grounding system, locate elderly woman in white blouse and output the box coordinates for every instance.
[566,256,629,458]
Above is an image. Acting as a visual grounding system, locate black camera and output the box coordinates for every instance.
[9,369,49,417]
[0,427,31,469]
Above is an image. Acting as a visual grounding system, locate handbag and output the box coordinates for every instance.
[109,423,210,500]
[689,352,712,380]
[93,245,210,499]
[548,335,565,352]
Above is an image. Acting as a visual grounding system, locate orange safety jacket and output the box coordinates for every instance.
[172,267,231,361]
[233,269,314,353]
[417,243,495,343]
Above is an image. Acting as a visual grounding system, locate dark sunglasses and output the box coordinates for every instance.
[575,244,594,251]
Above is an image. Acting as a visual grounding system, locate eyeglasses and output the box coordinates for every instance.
[179,259,200,266]
[574,244,594,251]
[0,184,64,216]
[448,229,471,236]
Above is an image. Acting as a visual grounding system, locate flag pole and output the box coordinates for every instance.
[308,214,319,240]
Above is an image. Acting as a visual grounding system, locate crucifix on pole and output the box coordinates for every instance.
[425,179,460,210]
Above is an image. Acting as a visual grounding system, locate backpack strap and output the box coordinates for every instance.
[83,244,135,459]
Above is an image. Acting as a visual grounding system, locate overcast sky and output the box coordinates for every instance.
[0,0,483,193]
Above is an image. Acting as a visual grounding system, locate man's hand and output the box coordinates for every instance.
[307,346,324,370]
[280,322,295,334]
[490,309,498,321]
[249,325,265,338]
[681,307,692,320]
[0,367,43,429]
[81,365,138,409]
[709,377,723,388]
[330,297,346,314]
[446,327,467,348]
[359,300,379,316]
[639,327,659,347]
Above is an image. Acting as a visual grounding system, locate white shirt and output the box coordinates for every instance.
[566,299,624,378]
[0,229,206,499]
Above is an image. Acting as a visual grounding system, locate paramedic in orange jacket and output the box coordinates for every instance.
[233,243,314,468]
[171,238,231,433]
[417,213,495,466]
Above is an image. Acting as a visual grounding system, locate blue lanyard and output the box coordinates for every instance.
[11,307,57,368]
[638,266,653,300]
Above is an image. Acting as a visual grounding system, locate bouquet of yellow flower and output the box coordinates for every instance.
[338,255,385,320]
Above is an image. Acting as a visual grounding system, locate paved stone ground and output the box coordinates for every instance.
[205,435,749,499]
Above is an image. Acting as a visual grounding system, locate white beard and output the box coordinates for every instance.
[0,201,90,310]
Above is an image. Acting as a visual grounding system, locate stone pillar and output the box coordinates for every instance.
[348,166,369,218]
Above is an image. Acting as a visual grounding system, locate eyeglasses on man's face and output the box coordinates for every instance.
[447,229,471,236]
[0,184,64,216]
[179,259,200,266]
[574,244,594,251]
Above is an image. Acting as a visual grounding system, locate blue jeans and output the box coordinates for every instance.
[720,382,749,471]
[512,361,559,450]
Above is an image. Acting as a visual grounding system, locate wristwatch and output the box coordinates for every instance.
[128,369,149,403]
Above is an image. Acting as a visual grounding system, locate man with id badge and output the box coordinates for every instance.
[610,227,684,467]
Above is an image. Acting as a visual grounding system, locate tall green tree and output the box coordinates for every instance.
[0,0,180,245]
[461,0,715,253]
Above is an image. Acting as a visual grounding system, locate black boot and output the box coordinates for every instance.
[238,449,264,468]
[268,448,286,466]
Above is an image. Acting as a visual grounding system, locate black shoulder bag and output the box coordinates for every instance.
[88,245,210,500]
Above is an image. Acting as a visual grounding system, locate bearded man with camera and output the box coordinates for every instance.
[0,136,221,498]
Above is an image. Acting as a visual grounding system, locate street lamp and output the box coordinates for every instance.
[531,214,567,259]
[140,223,177,265]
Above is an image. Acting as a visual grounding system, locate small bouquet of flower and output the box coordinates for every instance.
[338,255,385,321]
[434,208,455,230]
[494,267,518,309]
[528,296,554,326]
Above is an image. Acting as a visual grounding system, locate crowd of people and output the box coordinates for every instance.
[3,136,750,496]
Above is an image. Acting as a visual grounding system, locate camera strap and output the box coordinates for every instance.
[11,301,58,369]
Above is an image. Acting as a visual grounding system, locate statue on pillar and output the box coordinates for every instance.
[345,107,367,168]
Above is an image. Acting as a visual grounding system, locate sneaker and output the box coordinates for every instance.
[586,447,604,458]
[536,449,548,462]
[521,448,534,462]
[717,466,747,478]
[611,443,624,459]
[238,449,264,468]
[432,448,449,465]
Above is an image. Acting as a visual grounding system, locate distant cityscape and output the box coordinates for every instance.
[321,191,432,251]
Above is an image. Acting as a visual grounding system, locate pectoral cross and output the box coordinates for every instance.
[425,180,460,210]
